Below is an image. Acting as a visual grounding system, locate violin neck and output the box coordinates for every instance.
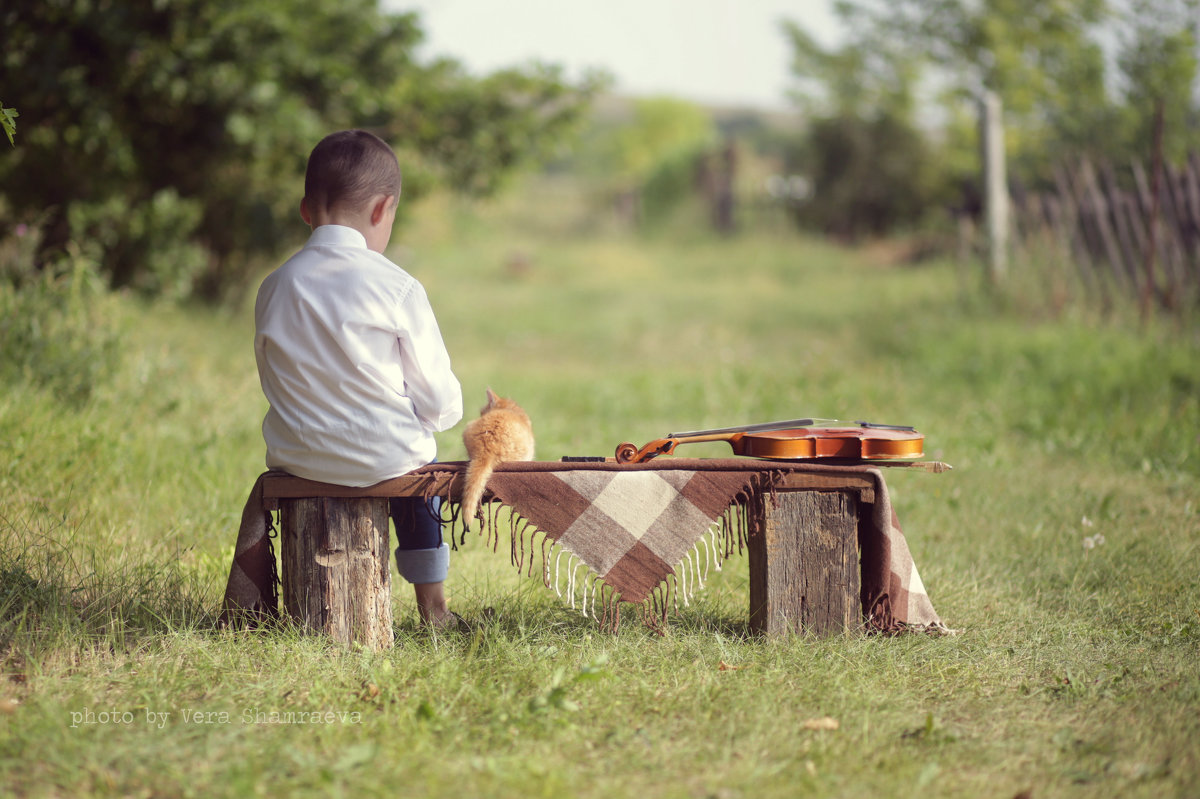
[669,432,744,446]
[667,418,816,438]
[668,418,915,438]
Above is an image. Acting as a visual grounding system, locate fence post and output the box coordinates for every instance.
[1142,99,1165,321]
[979,90,1009,285]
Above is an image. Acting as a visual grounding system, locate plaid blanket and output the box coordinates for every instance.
[221,460,945,633]
[218,471,281,628]
[414,459,944,633]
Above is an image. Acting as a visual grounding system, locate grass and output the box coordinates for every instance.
[2,175,1199,798]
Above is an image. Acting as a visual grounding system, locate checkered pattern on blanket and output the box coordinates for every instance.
[482,468,759,604]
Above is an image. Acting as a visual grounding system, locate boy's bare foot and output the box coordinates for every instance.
[425,609,471,632]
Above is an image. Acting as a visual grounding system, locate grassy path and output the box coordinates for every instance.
[2,186,1197,797]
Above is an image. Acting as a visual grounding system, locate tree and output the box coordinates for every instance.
[781,19,941,239]
[1116,0,1200,164]
[835,0,1108,105]
[782,19,921,122]
[818,0,1199,178]
[0,0,603,300]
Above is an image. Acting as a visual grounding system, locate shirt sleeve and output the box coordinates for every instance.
[398,284,463,432]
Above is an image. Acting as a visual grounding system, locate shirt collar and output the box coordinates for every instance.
[306,224,368,250]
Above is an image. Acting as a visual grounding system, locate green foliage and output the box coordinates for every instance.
[0,245,124,405]
[836,0,1108,108]
[781,18,921,121]
[0,102,15,146]
[794,110,939,239]
[567,96,718,229]
[1116,0,1200,163]
[586,98,711,180]
[638,144,706,227]
[781,22,943,238]
[392,61,609,197]
[67,189,208,300]
[0,1,601,301]
[604,97,716,184]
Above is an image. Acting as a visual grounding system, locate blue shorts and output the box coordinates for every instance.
[390,496,449,584]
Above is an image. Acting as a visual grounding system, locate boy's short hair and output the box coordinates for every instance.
[304,129,402,215]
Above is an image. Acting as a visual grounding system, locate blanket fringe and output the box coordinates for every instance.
[484,500,753,634]
[419,474,627,628]
[409,465,806,634]
[672,528,719,608]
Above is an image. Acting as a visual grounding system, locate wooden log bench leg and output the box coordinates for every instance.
[279,496,394,650]
[748,490,862,636]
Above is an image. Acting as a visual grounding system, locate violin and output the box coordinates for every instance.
[614,418,924,464]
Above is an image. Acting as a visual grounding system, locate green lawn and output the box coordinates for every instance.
[2,179,1198,797]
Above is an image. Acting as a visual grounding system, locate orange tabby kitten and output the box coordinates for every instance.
[461,388,535,528]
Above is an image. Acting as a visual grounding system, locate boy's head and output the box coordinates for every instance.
[301,130,402,252]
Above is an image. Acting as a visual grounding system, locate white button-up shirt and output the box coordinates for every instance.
[254,225,463,486]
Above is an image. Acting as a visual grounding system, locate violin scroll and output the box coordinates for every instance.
[614,442,641,463]
[614,438,676,463]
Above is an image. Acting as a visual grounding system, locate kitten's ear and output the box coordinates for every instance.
[485,387,499,406]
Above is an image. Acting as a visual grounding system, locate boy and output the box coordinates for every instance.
[252,129,463,627]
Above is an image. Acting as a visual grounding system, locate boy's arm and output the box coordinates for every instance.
[399,288,463,432]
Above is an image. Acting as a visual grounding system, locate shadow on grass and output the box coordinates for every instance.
[0,512,214,654]
[392,578,756,644]
[1,504,757,659]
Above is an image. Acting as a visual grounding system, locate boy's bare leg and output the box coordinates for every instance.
[413,581,451,625]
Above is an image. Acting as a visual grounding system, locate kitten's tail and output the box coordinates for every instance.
[460,451,500,531]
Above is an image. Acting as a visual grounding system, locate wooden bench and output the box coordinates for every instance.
[261,468,880,649]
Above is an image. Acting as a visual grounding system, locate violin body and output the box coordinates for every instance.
[614,422,924,464]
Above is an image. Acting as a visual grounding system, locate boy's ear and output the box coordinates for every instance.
[369,195,396,226]
[299,197,312,226]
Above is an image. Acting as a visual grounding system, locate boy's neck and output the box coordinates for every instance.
[305,206,370,239]
[301,195,396,253]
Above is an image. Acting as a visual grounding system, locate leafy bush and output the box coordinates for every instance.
[67,189,208,300]
[639,145,708,228]
[793,111,940,240]
[0,238,125,405]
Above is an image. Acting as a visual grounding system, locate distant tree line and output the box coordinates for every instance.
[0,0,605,301]
[781,0,1200,243]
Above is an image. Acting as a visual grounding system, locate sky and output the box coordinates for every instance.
[385,0,844,111]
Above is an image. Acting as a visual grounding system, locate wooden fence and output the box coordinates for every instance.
[1010,155,1200,311]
